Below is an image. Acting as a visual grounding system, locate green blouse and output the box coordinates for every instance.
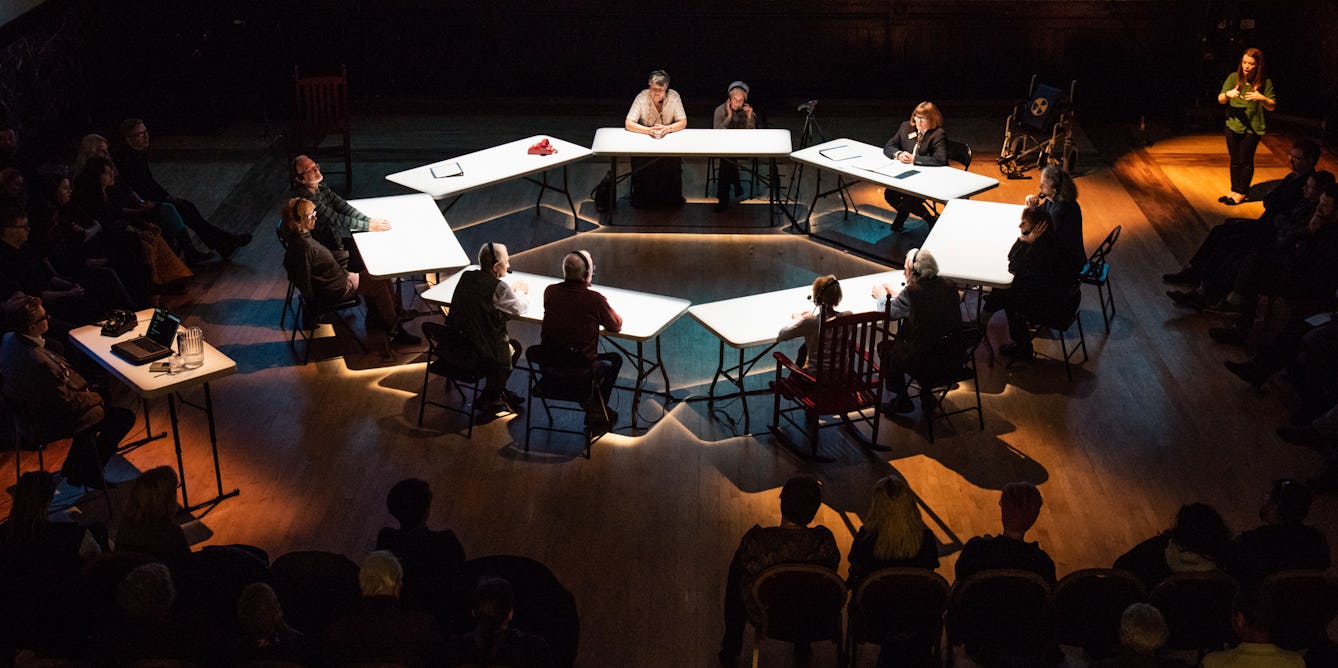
[1221,72,1275,135]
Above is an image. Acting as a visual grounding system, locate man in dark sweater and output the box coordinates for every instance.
[954,481,1056,584]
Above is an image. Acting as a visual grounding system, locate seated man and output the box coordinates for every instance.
[290,154,391,272]
[0,206,103,325]
[280,197,419,345]
[873,247,962,415]
[1202,588,1304,668]
[324,551,448,666]
[1232,479,1330,581]
[712,81,756,212]
[718,475,839,665]
[444,577,555,668]
[1089,603,1183,668]
[955,481,1056,584]
[445,242,529,418]
[540,250,623,427]
[375,478,467,628]
[0,296,135,488]
[114,118,252,260]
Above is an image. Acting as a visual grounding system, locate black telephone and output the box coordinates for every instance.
[101,310,137,337]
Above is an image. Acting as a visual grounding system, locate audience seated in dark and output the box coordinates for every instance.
[27,173,139,311]
[1201,586,1305,668]
[376,478,468,629]
[446,577,555,668]
[981,206,1075,361]
[1113,502,1233,589]
[115,465,192,566]
[230,581,319,665]
[1088,603,1188,668]
[114,117,252,259]
[175,544,272,635]
[0,206,104,325]
[718,475,840,664]
[955,481,1056,584]
[95,561,227,665]
[0,121,31,178]
[1232,479,1330,581]
[847,474,939,587]
[0,166,25,210]
[324,550,448,667]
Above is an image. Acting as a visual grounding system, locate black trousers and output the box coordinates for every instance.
[61,406,135,486]
[1225,129,1262,195]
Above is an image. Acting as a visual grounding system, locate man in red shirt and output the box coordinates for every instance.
[539,250,623,427]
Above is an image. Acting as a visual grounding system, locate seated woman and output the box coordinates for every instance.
[30,174,138,311]
[777,274,848,375]
[847,474,939,586]
[1113,502,1233,589]
[115,466,192,565]
[882,101,948,232]
[624,69,687,209]
[981,206,1073,360]
[279,197,419,346]
[873,248,963,415]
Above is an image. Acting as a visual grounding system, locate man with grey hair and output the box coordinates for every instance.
[873,247,964,415]
[541,250,623,428]
[445,242,529,419]
[1090,603,1183,667]
[324,550,446,665]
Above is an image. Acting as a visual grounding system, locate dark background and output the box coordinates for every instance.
[2,0,1335,150]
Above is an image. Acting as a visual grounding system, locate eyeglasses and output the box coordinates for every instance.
[913,115,928,121]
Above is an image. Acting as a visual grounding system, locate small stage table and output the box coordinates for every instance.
[385,135,594,231]
[69,310,238,514]
[920,199,1024,291]
[348,193,471,280]
[591,127,794,226]
[422,269,691,430]
[687,270,904,433]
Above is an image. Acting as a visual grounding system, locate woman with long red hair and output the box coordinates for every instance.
[1218,47,1277,206]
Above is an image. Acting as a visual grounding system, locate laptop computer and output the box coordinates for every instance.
[110,308,182,365]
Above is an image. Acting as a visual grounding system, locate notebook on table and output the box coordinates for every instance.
[110,309,182,365]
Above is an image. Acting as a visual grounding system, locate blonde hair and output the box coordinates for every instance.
[866,475,928,561]
[358,550,403,597]
[121,466,180,528]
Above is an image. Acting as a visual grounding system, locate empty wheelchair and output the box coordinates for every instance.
[998,75,1077,178]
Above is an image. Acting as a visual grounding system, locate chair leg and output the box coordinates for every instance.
[1099,280,1115,334]
[417,366,431,427]
[806,412,819,459]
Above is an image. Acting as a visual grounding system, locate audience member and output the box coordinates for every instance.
[624,69,687,208]
[955,481,1056,584]
[1026,164,1086,275]
[0,166,25,209]
[230,581,318,665]
[324,550,448,667]
[711,80,756,212]
[540,250,623,429]
[290,154,391,272]
[1232,479,1330,581]
[0,206,104,324]
[873,247,963,415]
[114,118,252,259]
[980,206,1075,361]
[26,174,138,311]
[0,120,30,177]
[445,577,555,668]
[847,474,939,587]
[1113,502,1233,589]
[97,561,226,665]
[115,466,191,565]
[1202,586,1304,668]
[718,475,839,665]
[280,197,419,345]
[0,296,134,488]
[882,101,948,232]
[778,274,849,375]
[1089,603,1187,668]
[445,242,529,419]
[376,478,467,628]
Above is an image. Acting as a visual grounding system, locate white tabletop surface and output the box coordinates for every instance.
[348,193,471,279]
[688,270,906,350]
[591,127,793,157]
[790,138,999,202]
[384,135,594,200]
[69,309,237,399]
[421,269,691,342]
[921,199,1024,289]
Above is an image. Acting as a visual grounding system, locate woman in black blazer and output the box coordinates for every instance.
[882,101,949,232]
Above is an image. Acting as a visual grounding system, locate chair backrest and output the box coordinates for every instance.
[294,65,349,131]
[526,343,596,404]
[946,139,973,171]
[463,555,580,668]
[269,550,361,638]
[1022,80,1066,131]
[749,563,847,643]
[1051,568,1148,658]
[1082,225,1121,283]
[947,568,1053,660]
[911,323,980,385]
[422,321,484,378]
[851,567,951,647]
[811,310,889,395]
[1148,571,1238,652]
[1262,569,1338,651]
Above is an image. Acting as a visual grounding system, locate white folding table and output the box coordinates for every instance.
[422,269,691,429]
[789,138,1000,234]
[348,193,471,280]
[384,135,594,230]
[920,199,1024,290]
[687,270,904,432]
[590,127,794,226]
[69,310,239,514]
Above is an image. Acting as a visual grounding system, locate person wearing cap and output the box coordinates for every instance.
[711,81,756,213]
[540,250,623,428]
[444,242,529,419]
[872,247,963,415]
[882,101,949,232]
[954,481,1055,584]
[718,475,839,665]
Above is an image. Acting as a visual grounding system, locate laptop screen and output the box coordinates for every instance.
[145,309,182,347]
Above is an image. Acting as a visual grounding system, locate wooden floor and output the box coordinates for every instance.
[10,106,1337,667]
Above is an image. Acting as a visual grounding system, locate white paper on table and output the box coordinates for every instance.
[851,156,921,179]
[818,144,861,161]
